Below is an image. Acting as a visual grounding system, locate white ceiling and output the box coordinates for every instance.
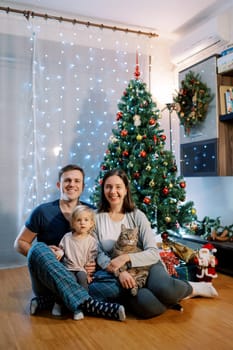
[2,0,233,39]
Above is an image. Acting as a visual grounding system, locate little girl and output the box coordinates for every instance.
[52,205,123,321]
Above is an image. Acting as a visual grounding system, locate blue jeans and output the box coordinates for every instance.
[89,261,192,318]
[27,242,90,312]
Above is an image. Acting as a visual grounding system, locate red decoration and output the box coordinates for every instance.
[179,181,186,188]
[153,135,157,143]
[121,129,128,137]
[116,111,123,121]
[160,134,166,141]
[134,51,140,79]
[193,243,218,282]
[133,172,140,179]
[143,197,151,205]
[149,118,156,125]
[122,150,129,157]
[140,150,147,157]
[101,165,106,170]
[162,187,169,195]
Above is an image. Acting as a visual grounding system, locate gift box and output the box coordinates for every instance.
[175,263,197,281]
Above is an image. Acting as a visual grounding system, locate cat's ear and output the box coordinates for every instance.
[121,224,126,230]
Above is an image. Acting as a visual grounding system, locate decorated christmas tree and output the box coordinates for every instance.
[91,56,197,233]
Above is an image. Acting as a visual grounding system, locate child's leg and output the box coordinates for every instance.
[75,271,89,291]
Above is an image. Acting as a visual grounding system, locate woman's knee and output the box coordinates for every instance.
[128,288,167,319]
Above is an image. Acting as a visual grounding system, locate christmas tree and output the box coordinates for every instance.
[91,56,197,233]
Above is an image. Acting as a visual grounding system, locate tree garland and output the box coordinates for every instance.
[173,71,213,135]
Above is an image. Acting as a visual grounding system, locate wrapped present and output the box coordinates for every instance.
[159,251,180,277]
[175,263,197,281]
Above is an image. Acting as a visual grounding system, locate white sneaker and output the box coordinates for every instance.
[52,303,62,316]
[73,310,84,321]
[30,298,38,315]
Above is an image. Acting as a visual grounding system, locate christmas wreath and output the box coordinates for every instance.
[173,71,213,135]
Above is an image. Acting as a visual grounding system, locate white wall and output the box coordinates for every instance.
[150,16,233,229]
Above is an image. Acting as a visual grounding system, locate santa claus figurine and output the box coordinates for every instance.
[194,243,218,282]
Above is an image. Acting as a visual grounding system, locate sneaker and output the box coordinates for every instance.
[51,303,62,316]
[30,298,38,315]
[73,310,84,321]
[29,295,55,315]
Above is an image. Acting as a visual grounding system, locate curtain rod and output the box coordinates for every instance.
[0,6,158,38]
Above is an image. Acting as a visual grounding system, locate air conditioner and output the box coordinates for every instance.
[170,15,230,67]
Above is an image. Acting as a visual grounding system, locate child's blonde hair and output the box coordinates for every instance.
[71,205,96,234]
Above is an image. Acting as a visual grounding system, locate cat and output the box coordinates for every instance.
[111,224,149,296]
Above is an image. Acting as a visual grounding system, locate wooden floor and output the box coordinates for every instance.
[0,266,232,350]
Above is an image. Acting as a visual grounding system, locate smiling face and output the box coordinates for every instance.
[57,169,84,202]
[103,175,127,210]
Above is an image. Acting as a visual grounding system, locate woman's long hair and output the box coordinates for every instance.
[98,169,136,213]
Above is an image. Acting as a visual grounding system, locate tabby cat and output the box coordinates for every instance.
[111,224,149,296]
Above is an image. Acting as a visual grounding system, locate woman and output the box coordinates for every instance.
[89,169,218,319]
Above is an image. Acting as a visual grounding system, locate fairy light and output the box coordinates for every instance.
[2,13,152,224]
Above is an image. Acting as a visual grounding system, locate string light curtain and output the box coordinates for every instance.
[0,9,155,266]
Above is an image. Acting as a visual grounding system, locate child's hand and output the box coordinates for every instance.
[49,245,64,260]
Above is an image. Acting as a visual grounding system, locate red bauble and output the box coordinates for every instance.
[153,135,157,143]
[143,196,151,205]
[122,150,129,157]
[140,150,147,157]
[133,172,140,179]
[180,181,186,188]
[101,165,106,170]
[161,134,166,141]
[149,118,156,125]
[121,129,128,137]
[162,187,169,195]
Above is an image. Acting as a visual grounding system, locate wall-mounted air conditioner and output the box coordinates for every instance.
[170,15,230,67]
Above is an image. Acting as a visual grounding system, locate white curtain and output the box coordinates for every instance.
[0,11,153,267]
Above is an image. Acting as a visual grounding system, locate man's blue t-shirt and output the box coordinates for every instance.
[25,199,93,246]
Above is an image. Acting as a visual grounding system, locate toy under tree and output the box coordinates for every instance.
[91,55,197,233]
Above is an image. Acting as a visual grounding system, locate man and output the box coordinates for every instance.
[14,164,126,321]
[15,164,92,255]
[14,164,95,310]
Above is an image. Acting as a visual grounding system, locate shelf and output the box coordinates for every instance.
[219,112,233,122]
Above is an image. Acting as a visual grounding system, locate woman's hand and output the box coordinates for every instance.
[107,254,130,274]
[118,270,136,289]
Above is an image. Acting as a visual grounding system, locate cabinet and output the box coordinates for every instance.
[217,70,233,176]
[179,55,233,176]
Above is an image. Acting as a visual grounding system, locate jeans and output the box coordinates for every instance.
[89,261,192,318]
